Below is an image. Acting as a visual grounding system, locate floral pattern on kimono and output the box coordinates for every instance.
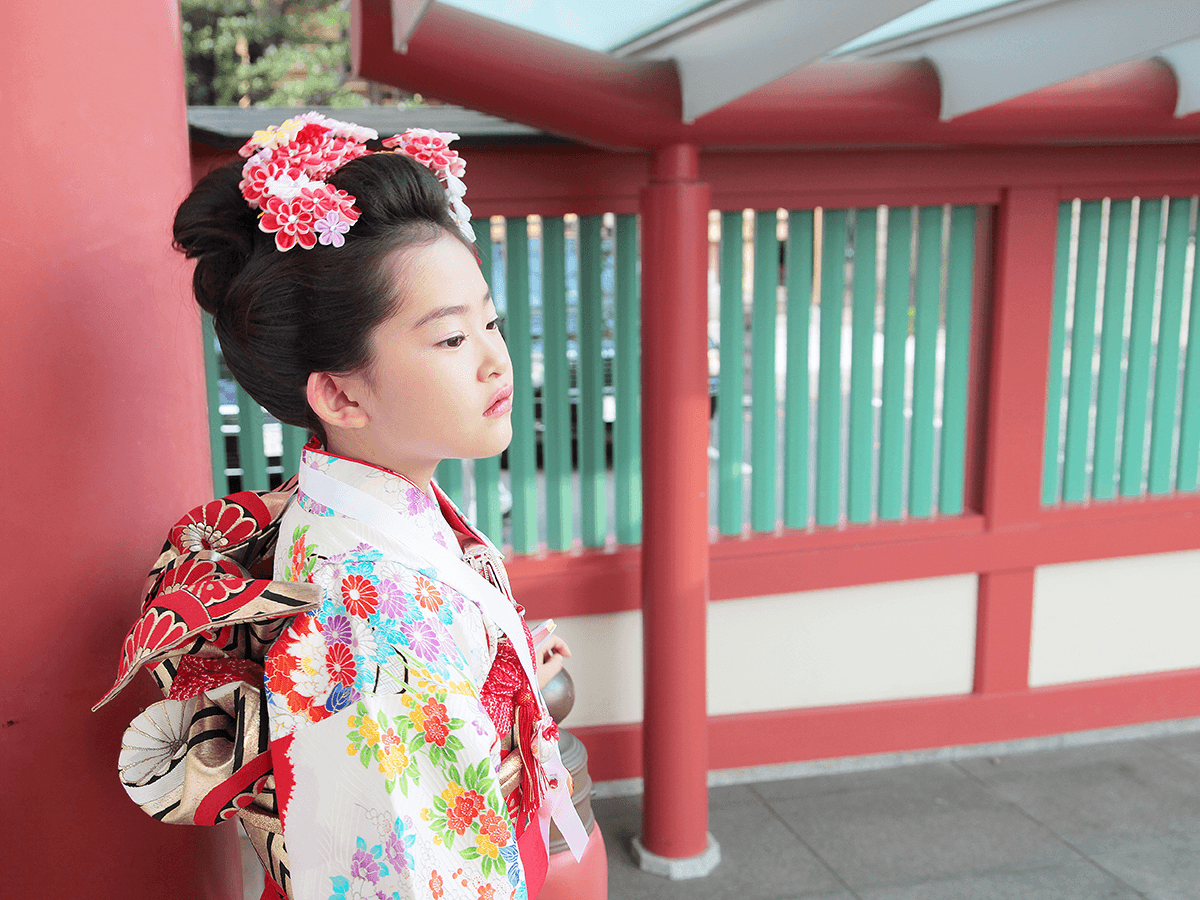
[265,446,531,900]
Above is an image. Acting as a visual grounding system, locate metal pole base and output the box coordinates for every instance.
[631,832,721,880]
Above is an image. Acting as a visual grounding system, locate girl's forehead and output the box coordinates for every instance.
[385,237,490,328]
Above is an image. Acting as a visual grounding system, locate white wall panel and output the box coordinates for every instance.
[1030,549,1200,686]
[551,574,978,728]
[551,611,644,727]
[706,575,977,714]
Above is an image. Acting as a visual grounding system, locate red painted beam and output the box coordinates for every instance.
[984,187,1061,529]
[354,1,1200,150]
[354,0,681,150]
[967,186,1062,697]
[509,495,1200,619]
[974,569,1036,693]
[191,142,1199,217]
[573,668,1200,782]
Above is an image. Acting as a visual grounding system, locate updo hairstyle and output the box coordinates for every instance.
[173,151,471,443]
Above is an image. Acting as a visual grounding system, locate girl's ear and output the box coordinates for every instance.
[307,372,369,430]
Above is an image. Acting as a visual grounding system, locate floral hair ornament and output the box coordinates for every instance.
[237,113,474,252]
[380,128,474,243]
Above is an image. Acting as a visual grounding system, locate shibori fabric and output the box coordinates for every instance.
[265,445,586,900]
[96,482,320,896]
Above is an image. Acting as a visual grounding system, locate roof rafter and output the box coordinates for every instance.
[850,0,1200,120]
[1160,37,1200,117]
[618,0,929,122]
[359,0,1200,149]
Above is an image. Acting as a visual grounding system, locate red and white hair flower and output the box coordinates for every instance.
[238,112,376,252]
[237,114,474,252]
[382,128,474,243]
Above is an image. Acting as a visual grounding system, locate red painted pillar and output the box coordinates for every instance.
[974,188,1060,695]
[1,2,239,898]
[636,144,718,873]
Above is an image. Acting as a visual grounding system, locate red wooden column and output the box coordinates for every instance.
[1,1,238,897]
[974,188,1061,694]
[634,144,720,877]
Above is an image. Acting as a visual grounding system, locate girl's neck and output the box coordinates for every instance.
[319,432,436,499]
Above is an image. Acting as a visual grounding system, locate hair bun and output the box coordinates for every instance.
[173,163,266,319]
[171,144,472,444]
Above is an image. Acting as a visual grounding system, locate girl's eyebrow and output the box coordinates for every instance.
[410,290,493,330]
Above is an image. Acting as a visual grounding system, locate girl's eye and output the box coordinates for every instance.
[486,318,500,331]
[440,334,466,349]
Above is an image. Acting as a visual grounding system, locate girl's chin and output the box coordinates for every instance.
[466,428,513,460]
[492,422,514,453]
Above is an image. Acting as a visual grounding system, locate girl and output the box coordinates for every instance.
[97,113,585,900]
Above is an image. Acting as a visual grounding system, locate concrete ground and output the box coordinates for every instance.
[592,724,1200,900]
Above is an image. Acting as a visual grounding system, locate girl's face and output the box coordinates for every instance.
[330,234,513,489]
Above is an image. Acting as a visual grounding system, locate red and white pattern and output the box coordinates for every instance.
[237,113,474,252]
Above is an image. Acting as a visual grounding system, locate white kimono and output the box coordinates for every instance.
[265,445,584,900]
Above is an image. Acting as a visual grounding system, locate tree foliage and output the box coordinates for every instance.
[181,0,367,107]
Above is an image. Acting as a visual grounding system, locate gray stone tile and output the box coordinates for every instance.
[768,763,1077,889]
[751,759,1007,807]
[710,783,772,809]
[593,793,844,900]
[1090,836,1200,900]
[956,741,1200,855]
[853,860,1144,900]
[1150,730,1200,771]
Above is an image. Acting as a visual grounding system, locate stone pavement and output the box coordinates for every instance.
[592,724,1200,900]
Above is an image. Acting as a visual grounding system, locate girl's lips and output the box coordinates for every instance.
[484,384,513,417]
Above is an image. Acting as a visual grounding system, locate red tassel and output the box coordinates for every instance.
[471,550,550,831]
[514,682,543,824]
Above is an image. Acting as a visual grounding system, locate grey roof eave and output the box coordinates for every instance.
[186,105,572,150]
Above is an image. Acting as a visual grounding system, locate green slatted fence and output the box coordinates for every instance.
[203,203,985,548]
[714,205,981,533]
[435,214,637,552]
[1042,196,1200,505]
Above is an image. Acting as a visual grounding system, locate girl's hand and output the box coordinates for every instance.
[536,633,571,689]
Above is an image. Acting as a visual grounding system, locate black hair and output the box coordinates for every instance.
[173,151,471,444]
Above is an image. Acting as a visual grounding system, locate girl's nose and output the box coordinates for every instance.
[481,329,510,379]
